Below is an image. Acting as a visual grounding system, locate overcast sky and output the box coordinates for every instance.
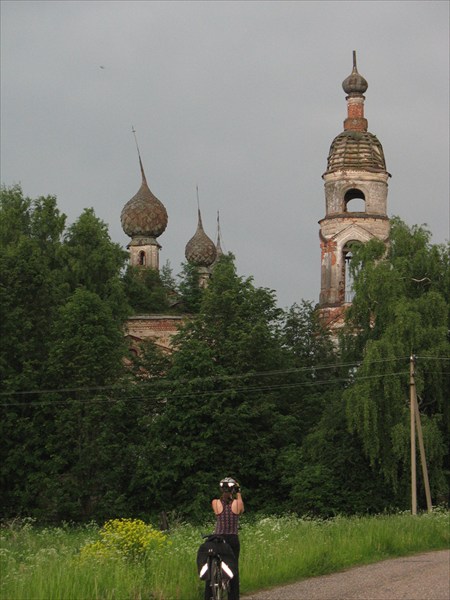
[1,0,448,309]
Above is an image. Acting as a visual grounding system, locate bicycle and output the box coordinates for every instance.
[199,534,234,600]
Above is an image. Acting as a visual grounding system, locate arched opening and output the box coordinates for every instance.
[342,241,360,303]
[344,188,366,213]
[138,251,146,266]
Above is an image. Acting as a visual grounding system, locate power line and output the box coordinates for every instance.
[0,370,416,407]
[1,357,447,407]
[0,356,419,398]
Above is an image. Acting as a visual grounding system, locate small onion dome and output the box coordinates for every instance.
[185,209,217,267]
[325,130,388,174]
[121,169,168,239]
[342,51,368,95]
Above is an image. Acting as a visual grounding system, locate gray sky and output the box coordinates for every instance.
[1,0,449,309]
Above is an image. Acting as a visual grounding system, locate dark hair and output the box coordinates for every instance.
[221,490,233,504]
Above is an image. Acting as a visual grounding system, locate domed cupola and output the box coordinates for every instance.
[185,208,217,267]
[121,135,168,270]
[185,190,217,287]
[324,51,389,176]
[342,60,368,95]
[325,130,387,174]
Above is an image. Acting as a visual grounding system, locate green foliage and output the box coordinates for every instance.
[193,254,283,372]
[280,392,396,517]
[0,187,134,521]
[139,255,288,519]
[279,301,339,439]
[0,184,33,246]
[128,338,173,379]
[122,265,170,314]
[47,288,126,387]
[343,217,449,504]
[62,208,130,320]
[282,301,334,366]
[160,259,177,291]
[0,188,67,390]
[176,261,204,313]
[79,518,168,562]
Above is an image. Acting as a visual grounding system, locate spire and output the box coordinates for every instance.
[196,185,203,229]
[132,126,147,184]
[342,51,368,132]
[215,210,224,259]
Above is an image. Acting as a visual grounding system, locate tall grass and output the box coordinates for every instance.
[1,510,448,600]
[239,510,449,591]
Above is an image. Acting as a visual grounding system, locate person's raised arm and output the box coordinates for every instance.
[212,498,223,515]
[232,487,244,514]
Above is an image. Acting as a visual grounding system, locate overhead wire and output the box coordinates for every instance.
[0,355,420,398]
[0,369,430,407]
[0,356,447,408]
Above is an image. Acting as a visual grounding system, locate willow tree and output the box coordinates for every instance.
[343,218,449,504]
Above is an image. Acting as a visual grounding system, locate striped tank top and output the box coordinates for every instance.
[214,500,239,535]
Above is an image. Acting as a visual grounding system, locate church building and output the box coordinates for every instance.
[121,52,391,348]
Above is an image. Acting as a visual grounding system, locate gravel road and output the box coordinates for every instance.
[242,550,449,600]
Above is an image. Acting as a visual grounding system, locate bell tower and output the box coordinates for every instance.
[319,52,390,327]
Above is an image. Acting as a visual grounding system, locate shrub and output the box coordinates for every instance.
[79,518,167,562]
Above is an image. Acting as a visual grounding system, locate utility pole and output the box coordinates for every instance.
[410,355,433,514]
[410,355,417,515]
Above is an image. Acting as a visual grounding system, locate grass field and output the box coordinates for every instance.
[1,510,448,599]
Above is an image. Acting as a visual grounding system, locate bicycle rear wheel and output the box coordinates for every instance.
[210,558,227,600]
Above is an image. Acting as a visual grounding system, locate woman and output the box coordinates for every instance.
[208,477,244,600]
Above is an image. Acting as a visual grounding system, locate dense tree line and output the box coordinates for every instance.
[1,186,448,523]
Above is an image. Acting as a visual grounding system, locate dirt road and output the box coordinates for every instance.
[242,550,449,600]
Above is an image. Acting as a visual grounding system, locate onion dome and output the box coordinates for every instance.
[121,157,168,240]
[342,51,368,95]
[325,130,387,174]
[185,209,217,267]
[324,52,389,176]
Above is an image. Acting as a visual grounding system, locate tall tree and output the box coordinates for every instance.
[140,255,288,519]
[39,288,131,520]
[1,187,67,517]
[280,394,398,517]
[343,218,449,505]
[176,261,204,313]
[62,208,130,320]
[279,301,338,437]
[0,186,67,390]
[122,265,170,314]
[0,189,135,520]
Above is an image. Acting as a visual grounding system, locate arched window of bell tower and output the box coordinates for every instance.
[344,188,366,213]
[342,241,360,303]
[138,251,146,266]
